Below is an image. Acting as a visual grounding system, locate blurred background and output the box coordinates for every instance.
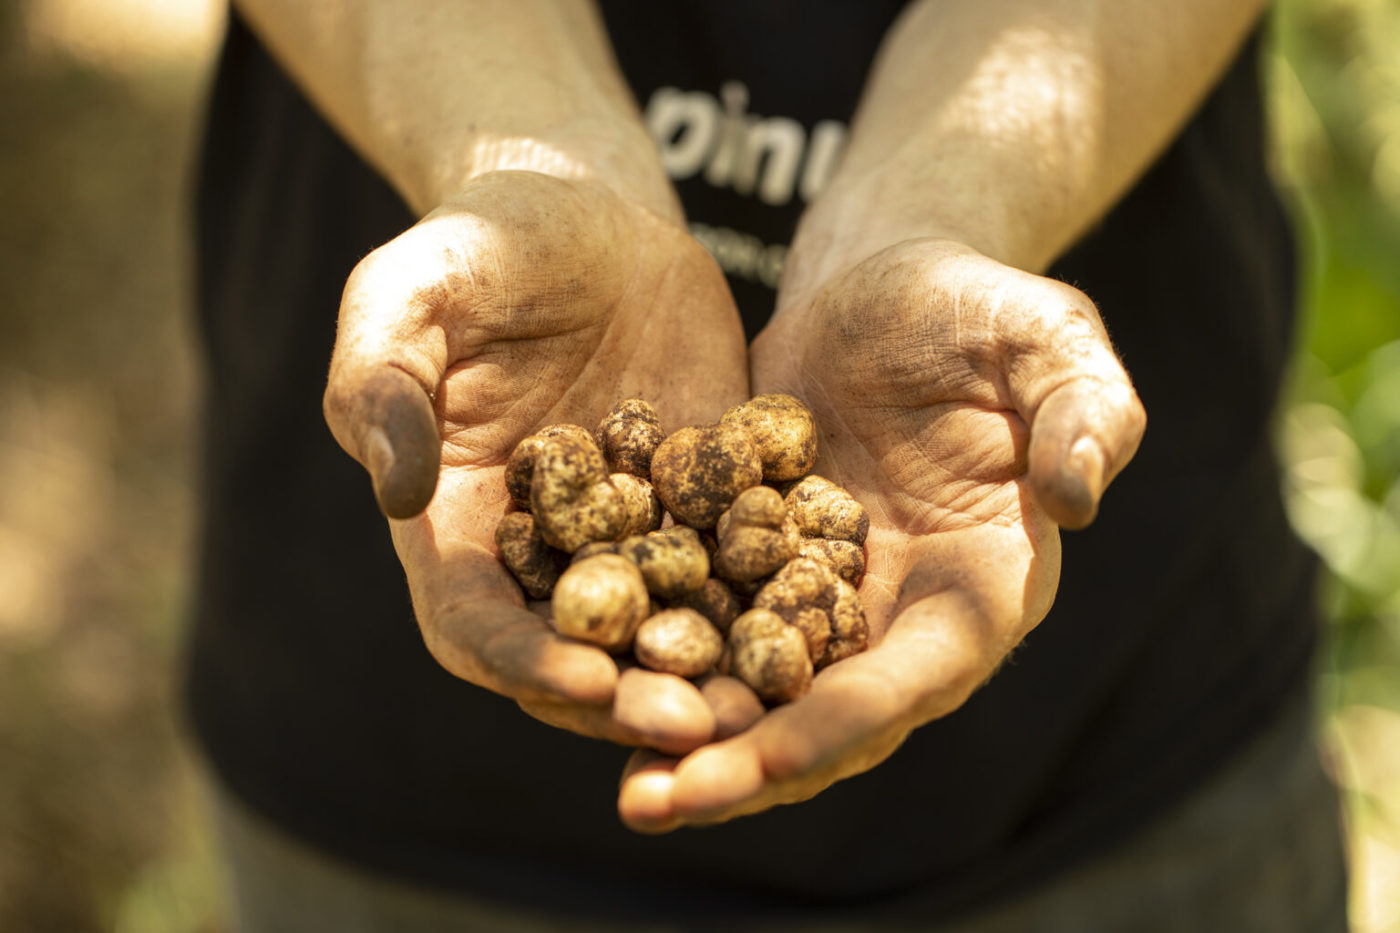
[0,0,1397,930]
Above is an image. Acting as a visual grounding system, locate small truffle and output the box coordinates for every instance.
[713,486,799,583]
[634,608,724,678]
[727,608,813,704]
[494,511,566,599]
[720,394,817,482]
[504,423,596,510]
[612,473,664,537]
[784,475,870,545]
[530,433,628,553]
[570,540,619,564]
[667,577,743,635]
[618,526,710,599]
[596,398,666,477]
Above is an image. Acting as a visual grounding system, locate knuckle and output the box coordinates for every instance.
[1120,390,1148,451]
[321,377,349,434]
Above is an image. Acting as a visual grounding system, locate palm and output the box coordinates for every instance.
[414,172,748,576]
[613,239,1141,832]
[325,171,748,748]
[752,239,1066,635]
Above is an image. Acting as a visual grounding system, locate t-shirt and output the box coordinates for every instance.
[186,4,1318,926]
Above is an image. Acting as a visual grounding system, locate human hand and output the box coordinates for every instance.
[323,170,750,754]
[618,238,1145,830]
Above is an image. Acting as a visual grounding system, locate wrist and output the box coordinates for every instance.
[779,169,1052,310]
[411,117,681,223]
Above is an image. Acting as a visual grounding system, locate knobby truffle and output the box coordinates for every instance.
[596,398,666,477]
[720,394,818,482]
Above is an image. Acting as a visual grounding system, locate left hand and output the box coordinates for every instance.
[617,238,1146,831]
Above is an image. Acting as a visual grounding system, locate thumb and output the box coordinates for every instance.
[324,366,440,519]
[323,243,450,520]
[1002,281,1146,529]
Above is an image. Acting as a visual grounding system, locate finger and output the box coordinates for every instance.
[323,233,469,519]
[1026,374,1145,528]
[518,699,642,745]
[517,669,717,754]
[618,661,906,829]
[618,750,686,834]
[324,365,440,518]
[611,668,716,755]
[1000,282,1146,529]
[424,590,621,705]
[697,674,765,739]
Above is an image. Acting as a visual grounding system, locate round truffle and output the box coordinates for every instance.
[550,554,649,652]
[634,608,724,678]
[617,526,710,599]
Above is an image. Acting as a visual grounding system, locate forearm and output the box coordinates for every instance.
[234,0,676,218]
[783,0,1266,294]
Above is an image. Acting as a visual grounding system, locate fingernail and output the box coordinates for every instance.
[366,425,395,485]
[1067,435,1105,500]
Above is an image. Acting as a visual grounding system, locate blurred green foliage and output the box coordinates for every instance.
[1268,0,1400,716]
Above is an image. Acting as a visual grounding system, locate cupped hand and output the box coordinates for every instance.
[618,238,1146,830]
[322,171,749,754]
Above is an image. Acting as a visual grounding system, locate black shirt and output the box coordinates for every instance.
[186,5,1316,926]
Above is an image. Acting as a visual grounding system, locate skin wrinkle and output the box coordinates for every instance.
[436,334,599,465]
[896,489,1024,536]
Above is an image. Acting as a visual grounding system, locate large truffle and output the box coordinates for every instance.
[550,554,650,652]
[650,422,762,529]
[753,558,867,669]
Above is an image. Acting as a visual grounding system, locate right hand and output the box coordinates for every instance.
[322,170,750,754]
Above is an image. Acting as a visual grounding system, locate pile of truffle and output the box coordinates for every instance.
[494,395,869,704]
